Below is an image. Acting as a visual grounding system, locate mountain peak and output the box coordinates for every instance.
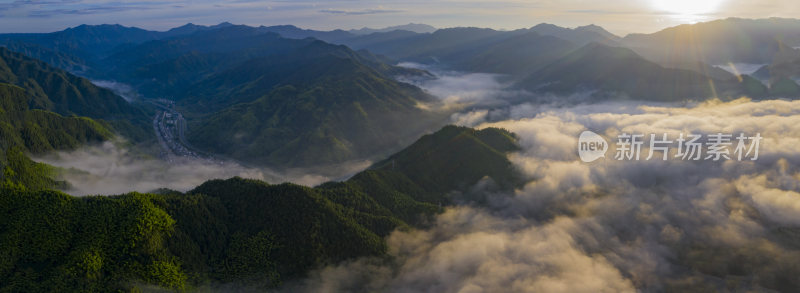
[371,125,521,193]
[529,23,619,45]
[575,24,603,32]
[167,23,202,31]
[575,24,620,39]
[530,23,564,32]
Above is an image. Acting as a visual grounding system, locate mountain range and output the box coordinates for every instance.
[247,19,799,99]
[2,16,800,292]
[1,18,799,170]
[622,17,800,65]
[95,25,444,167]
[517,43,770,100]
[348,23,437,35]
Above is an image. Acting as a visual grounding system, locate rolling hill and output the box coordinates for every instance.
[0,125,522,291]
[0,47,142,119]
[185,54,442,167]
[0,83,113,190]
[0,48,152,191]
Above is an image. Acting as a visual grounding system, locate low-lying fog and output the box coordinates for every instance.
[35,142,371,196]
[44,67,800,291]
[281,66,800,292]
[91,79,140,102]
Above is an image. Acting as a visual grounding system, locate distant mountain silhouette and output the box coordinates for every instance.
[529,23,620,45]
[349,23,437,35]
[622,17,800,64]
[517,43,769,100]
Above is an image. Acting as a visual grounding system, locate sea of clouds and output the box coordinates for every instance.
[273,62,800,292]
[280,97,800,292]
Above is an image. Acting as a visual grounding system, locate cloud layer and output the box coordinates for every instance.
[283,98,800,292]
[35,141,370,196]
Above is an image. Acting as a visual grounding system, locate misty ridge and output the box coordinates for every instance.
[2,15,800,293]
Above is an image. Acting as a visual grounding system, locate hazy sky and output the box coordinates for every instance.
[1,0,799,35]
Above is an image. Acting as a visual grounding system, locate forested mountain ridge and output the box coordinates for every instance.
[0,83,113,190]
[98,25,429,109]
[185,54,442,167]
[0,125,522,291]
[0,47,141,119]
[0,47,151,142]
[0,47,151,191]
[3,24,444,169]
[84,25,446,168]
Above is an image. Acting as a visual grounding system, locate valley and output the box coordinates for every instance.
[1,13,800,293]
[150,99,207,161]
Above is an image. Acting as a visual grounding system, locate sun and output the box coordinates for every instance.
[652,0,725,15]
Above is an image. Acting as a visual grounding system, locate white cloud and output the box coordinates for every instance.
[34,141,370,195]
[286,98,800,292]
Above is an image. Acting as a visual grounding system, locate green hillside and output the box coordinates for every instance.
[79,27,444,168]
[315,126,522,225]
[0,125,522,291]
[0,190,184,291]
[0,47,151,142]
[185,46,443,167]
[0,83,113,191]
[184,178,388,281]
[0,47,139,119]
[0,48,154,191]
[370,125,522,195]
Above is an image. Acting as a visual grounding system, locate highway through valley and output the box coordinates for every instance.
[149,99,213,163]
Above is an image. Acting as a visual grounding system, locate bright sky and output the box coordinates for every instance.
[1,0,799,35]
